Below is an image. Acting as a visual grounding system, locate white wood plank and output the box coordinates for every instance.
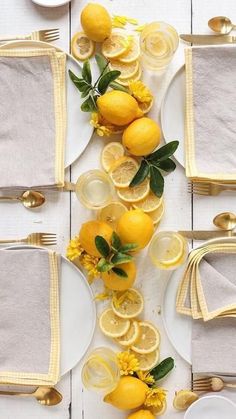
[70,1,192,418]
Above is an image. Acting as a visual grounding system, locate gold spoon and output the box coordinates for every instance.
[213,212,236,231]
[0,386,62,406]
[208,16,236,34]
[0,190,45,208]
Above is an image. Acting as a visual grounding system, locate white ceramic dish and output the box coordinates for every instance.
[184,395,236,419]
[161,65,185,167]
[162,236,236,364]
[5,245,96,376]
[0,40,93,168]
[32,0,70,7]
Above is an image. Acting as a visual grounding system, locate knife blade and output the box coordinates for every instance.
[178,230,235,240]
[180,34,236,45]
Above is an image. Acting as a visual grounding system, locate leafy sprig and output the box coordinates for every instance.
[129,141,179,197]
[95,232,137,278]
[69,54,128,112]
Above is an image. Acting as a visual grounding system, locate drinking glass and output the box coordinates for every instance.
[149,231,188,270]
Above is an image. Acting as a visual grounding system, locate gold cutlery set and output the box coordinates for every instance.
[181,15,236,44]
[193,377,236,393]
[179,212,236,240]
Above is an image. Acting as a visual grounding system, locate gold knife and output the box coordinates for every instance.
[178,230,234,240]
[180,34,236,44]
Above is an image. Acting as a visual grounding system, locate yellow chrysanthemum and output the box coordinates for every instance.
[66,236,84,261]
[137,371,155,386]
[90,112,116,137]
[80,253,100,283]
[144,387,167,408]
[95,290,111,301]
[112,15,138,28]
[129,80,153,104]
[117,351,139,376]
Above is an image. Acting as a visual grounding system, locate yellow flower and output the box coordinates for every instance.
[137,371,155,386]
[144,387,167,408]
[129,80,153,104]
[80,253,100,283]
[90,112,114,137]
[117,351,139,376]
[66,236,84,261]
[95,290,111,301]
[135,24,147,32]
[112,15,138,28]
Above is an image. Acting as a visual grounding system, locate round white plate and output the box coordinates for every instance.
[5,245,96,376]
[161,65,185,167]
[184,396,236,419]
[32,0,70,7]
[162,236,236,364]
[0,40,93,168]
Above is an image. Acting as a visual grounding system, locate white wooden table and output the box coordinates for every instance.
[0,0,236,417]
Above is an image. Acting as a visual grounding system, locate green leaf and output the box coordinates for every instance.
[111,232,121,251]
[95,235,110,258]
[98,70,121,94]
[111,252,133,265]
[95,53,109,74]
[112,267,128,278]
[150,166,164,197]
[119,243,138,252]
[110,81,129,92]
[129,160,150,188]
[150,357,174,381]
[82,60,92,84]
[97,258,113,272]
[68,70,89,92]
[80,86,92,98]
[81,96,97,112]
[156,158,176,172]
[147,141,179,162]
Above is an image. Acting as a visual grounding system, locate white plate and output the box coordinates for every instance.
[32,0,70,7]
[184,396,236,419]
[5,245,96,376]
[161,65,185,167]
[0,40,93,168]
[162,237,236,364]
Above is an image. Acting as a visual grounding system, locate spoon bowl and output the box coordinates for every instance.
[20,190,45,208]
[208,16,236,35]
[34,387,63,406]
[213,212,236,231]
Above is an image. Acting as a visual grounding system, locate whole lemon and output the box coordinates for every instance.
[122,117,161,156]
[101,261,136,290]
[127,409,155,419]
[104,376,148,410]
[97,91,143,126]
[116,209,154,250]
[79,220,113,257]
[81,3,112,42]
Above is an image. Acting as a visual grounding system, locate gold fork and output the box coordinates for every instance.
[0,233,57,246]
[193,376,236,392]
[188,182,236,196]
[0,29,60,43]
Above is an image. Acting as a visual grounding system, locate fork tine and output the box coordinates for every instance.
[193,378,211,384]
[40,28,59,35]
[41,233,57,237]
[44,35,60,42]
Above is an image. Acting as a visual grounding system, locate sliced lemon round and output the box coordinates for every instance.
[173,390,198,411]
[116,320,140,346]
[101,142,125,172]
[116,65,142,86]
[109,59,139,80]
[119,38,140,63]
[133,192,163,213]
[109,156,139,188]
[148,202,164,225]
[71,32,95,60]
[112,288,144,319]
[130,348,160,371]
[99,308,130,338]
[117,178,150,203]
[97,201,128,229]
[131,321,160,354]
[150,400,167,416]
[102,33,130,59]
[145,33,168,56]
[138,99,153,114]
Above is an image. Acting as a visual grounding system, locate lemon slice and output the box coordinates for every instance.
[131,321,160,354]
[131,348,160,371]
[116,65,142,86]
[150,400,167,416]
[117,178,150,203]
[145,33,168,56]
[102,33,130,59]
[101,142,125,172]
[99,308,130,338]
[133,192,163,213]
[116,320,140,346]
[97,202,128,229]
[109,156,139,188]
[71,32,95,60]
[119,38,140,63]
[112,288,144,319]
[148,202,164,225]
[173,390,198,411]
[138,99,153,114]
[109,59,139,80]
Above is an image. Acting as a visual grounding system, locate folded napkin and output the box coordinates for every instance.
[0,248,60,386]
[0,47,66,189]
[185,45,236,182]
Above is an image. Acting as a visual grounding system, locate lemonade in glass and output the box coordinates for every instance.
[149,231,188,270]
[76,169,115,210]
